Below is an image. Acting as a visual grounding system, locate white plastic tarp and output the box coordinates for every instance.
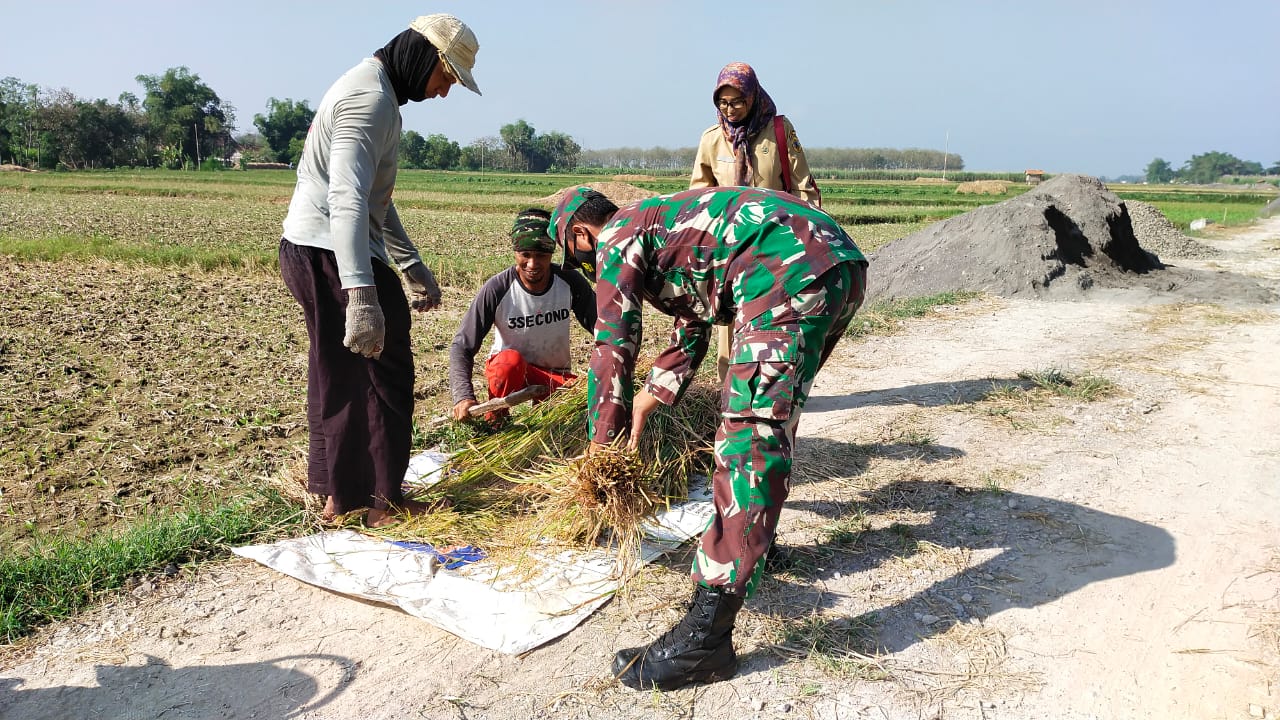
[234,451,714,654]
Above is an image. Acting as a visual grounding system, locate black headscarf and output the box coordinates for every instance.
[374,29,439,106]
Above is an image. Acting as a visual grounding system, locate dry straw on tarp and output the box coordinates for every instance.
[375,366,719,572]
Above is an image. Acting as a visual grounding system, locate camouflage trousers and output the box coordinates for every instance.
[691,260,867,597]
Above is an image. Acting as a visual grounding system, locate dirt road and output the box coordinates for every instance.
[3,218,1278,720]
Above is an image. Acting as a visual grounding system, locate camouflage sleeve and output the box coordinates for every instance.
[585,235,648,444]
[645,315,711,405]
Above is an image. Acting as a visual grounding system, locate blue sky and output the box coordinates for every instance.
[2,1,1276,177]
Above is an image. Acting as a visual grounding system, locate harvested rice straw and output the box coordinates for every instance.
[384,364,719,572]
[539,444,660,576]
[437,366,717,502]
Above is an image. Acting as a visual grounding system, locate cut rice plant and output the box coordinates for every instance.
[529,444,663,575]
[378,366,719,574]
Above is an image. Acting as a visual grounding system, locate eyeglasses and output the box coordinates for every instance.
[716,98,747,111]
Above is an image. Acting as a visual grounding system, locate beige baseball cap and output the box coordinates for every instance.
[409,14,481,96]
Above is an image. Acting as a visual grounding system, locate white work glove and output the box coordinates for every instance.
[403,262,442,311]
[343,286,385,358]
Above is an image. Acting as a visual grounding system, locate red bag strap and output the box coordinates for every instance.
[774,115,792,194]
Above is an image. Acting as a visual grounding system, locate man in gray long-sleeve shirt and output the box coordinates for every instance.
[278,14,481,528]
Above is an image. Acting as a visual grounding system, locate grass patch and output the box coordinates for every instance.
[770,613,889,680]
[846,291,982,339]
[973,368,1115,406]
[958,369,1115,430]
[819,510,872,546]
[0,234,277,271]
[0,489,303,642]
[1017,368,1116,401]
[982,472,1010,495]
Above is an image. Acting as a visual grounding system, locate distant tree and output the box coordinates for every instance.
[578,146,694,171]
[400,130,428,168]
[1179,151,1245,185]
[1145,157,1174,184]
[0,77,40,166]
[500,119,537,172]
[801,146,959,171]
[233,132,273,164]
[253,97,313,165]
[533,131,579,172]
[287,137,306,166]
[1237,160,1265,176]
[421,133,461,169]
[460,135,504,171]
[36,90,140,169]
[135,66,235,168]
[234,132,265,153]
[1269,161,1280,175]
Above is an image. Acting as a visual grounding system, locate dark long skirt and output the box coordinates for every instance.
[278,238,414,514]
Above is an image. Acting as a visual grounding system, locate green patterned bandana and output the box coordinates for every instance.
[510,209,554,252]
[548,186,598,245]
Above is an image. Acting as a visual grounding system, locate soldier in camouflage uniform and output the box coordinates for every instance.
[549,185,868,691]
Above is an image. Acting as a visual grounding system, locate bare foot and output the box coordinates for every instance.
[366,497,453,528]
[320,496,336,523]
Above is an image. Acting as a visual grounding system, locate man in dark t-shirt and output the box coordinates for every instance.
[448,208,596,423]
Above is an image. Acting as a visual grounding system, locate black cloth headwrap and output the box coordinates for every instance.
[374,29,439,106]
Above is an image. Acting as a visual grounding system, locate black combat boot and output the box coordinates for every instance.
[612,584,745,691]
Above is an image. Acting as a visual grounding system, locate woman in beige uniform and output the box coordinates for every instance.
[690,61,821,381]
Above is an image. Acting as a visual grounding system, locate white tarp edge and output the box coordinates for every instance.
[234,451,715,655]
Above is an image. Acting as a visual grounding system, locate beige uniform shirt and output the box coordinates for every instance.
[689,115,821,207]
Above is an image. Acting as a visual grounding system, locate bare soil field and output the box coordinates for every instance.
[2,217,1279,720]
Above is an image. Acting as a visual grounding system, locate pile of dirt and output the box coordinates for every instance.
[537,182,659,208]
[1126,200,1219,259]
[0,164,34,172]
[955,180,1011,195]
[914,177,952,184]
[612,174,656,182]
[865,174,1276,305]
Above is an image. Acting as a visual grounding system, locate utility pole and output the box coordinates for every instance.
[194,123,200,169]
[942,130,950,180]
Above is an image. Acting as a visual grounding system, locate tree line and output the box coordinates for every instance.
[1,69,233,169]
[1145,152,1280,185]
[2,68,958,174]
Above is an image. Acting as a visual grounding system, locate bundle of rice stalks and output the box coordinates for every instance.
[536,445,662,574]
[382,365,720,572]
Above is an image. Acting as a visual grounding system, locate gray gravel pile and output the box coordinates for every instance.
[1126,200,1219,259]
[865,174,1275,305]
[866,174,1161,303]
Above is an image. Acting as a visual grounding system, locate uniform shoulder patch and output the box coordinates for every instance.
[788,127,802,150]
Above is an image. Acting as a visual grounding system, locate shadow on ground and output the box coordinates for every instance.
[0,653,354,719]
[730,432,1176,676]
[804,376,1037,413]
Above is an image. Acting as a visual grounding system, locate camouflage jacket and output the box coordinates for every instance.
[586,187,867,443]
